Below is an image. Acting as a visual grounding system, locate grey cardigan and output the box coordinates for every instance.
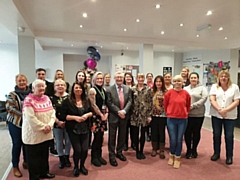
[184,84,208,117]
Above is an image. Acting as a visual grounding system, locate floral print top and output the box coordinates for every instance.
[152,90,167,117]
[130,85,153,127]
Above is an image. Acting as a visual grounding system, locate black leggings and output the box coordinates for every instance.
[184,116,204,152]
[67,131,89,168]
[151,117,167,144]
[132,126,147,152]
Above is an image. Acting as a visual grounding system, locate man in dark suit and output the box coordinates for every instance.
[106,71,132,166]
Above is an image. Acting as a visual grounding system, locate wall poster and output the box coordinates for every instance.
[163,67,172,76]
[115,64,139,78]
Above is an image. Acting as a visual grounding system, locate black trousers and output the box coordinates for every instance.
[151,117,167,144]
[91,131,104,159]
[125,118,134,147]
[67,130,89,168]
[184,116,204,152]
[132,126,147,152]
[25,140,51,180]
[108,120,127,159]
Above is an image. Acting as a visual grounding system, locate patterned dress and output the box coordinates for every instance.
[130,85,153,127]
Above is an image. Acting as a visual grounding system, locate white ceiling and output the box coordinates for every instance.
[0,0,240,53]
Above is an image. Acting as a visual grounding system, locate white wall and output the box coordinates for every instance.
[0,44,19,100]
[154,52,175,77]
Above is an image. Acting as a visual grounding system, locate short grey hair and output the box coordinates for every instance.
[114,71,124,77]
[32,79,46,88]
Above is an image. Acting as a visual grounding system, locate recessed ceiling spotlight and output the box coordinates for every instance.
[196,34,200,37]
[224,37,228,40]
[161,31,164,35]
[71,44,74,47]
[126,47,129,49]
[206,11,212,15]
[155,4,161,9]
[83,13,88,18]
[136,19,140,22]
[172,49,174,52]
[100,46,103,48]
[219,27,223,31]
[95,43,98,45]
[180,23,184,26]
[124,28,127,31]
[79,25,83,28]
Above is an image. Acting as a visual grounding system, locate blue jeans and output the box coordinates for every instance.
[211,116,236,158]
[8,122,27,168]
[53,128,71,156]
[167,118,188,156]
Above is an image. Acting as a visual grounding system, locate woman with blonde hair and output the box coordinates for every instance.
[209,70,240,165]
[6,74,31,177]
[164,75,191,168]
[54,69,70,93]
[180,67,190,87]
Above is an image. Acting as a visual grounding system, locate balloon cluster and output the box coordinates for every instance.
[84,46,101,70]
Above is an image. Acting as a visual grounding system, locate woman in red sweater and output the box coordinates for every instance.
[164,75,191,169]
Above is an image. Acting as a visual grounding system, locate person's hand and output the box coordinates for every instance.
[43,125,51,134]
[101,113,108,121]
[190,106,193,110]
[219,109,227,118]
[118,110,125,119]
[147,117,152,123]
[82,114,89,121]
[75,116,84,123]
[58,121,65,128]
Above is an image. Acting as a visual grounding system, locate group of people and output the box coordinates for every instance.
[5,66,240,179]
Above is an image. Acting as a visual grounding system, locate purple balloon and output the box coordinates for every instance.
[86,59,97,70]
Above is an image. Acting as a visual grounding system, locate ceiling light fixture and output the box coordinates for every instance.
[124,28,127,31]
[196,24,211,31]
[100,46,103,48]
[224,37,228,40]
[219,27,223,31]
[172,49,174,52]
[126,47,129,49]
[71,44,74,47]
[136,19,140,22]
[196,34,200,37]
[79,25,83,28]
[155,4,161,9]
[206,11,212,15]
[83,13,88,18]
[161,31,164,35]
[180,23,184,26]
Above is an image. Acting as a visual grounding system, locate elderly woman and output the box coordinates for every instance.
[22,79,55,180]
[50,79,71,169]
[164,75,191,169]
[6,74,31,177]
[150,75,167,159]
[88,72,108,167]
[123,72,135,151]
[209,70,240,165]
[184,72,208,159]
[54,69,70,93]
[57,82,92,177]
[131,73,153,160]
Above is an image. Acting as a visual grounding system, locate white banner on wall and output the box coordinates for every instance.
[183,55,202,65]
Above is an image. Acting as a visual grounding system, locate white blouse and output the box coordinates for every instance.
[209,84,240,119]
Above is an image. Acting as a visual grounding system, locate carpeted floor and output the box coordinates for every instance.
[6,128,240,180]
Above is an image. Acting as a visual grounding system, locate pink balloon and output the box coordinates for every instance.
[218,61,223,68]
[86,59,97,70]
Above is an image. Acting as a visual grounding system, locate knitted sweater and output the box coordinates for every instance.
[22,94,55,145]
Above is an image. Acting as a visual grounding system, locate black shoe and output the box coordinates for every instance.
[116,153,127,161]
[136,152,141,160]
[123,145,128,151]
[59,156,65,169]
[140,152,146,159]
[80,166,88,175]
[73,168,79,177]
[91,158,101,167]
[185,152,192,159]
[109,158,118,167]
[131,143,136,151]
[50,149,58,156]
[39,173,55,179]
[98,157,107,165]
[192,151,198,158]
[226,157,233,165]
[211,154,220,161]
[64,155,71,167]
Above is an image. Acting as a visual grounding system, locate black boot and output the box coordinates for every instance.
[64,155,71,167]
[59,156,65,169]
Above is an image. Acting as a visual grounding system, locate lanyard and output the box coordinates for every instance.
[94,86,105,104]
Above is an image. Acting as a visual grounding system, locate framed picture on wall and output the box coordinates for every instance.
[163,67,172,76]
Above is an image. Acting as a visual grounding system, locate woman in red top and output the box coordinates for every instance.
[164,75,191,169]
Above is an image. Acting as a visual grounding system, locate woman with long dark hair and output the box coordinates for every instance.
[57,82,92,177]
[150,75,167,159]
